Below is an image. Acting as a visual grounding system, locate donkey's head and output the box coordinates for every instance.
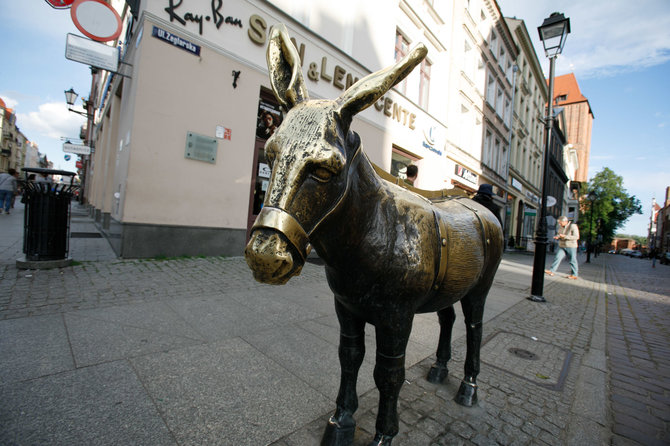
[245,24,427,284]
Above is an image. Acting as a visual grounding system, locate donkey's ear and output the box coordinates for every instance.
[266,24,309,110]
[337,44,427,123]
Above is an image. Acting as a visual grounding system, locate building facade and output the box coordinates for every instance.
[442,0,518,217]
[0,99,26,173]
[552,73,593,183]
[503,17,547,250]
[81,0,553,258]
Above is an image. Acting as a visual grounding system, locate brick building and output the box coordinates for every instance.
[552,73,593,183]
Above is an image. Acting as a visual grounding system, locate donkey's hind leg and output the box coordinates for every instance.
[455,289,488,407]
[322,298,366,446]
[427,305,456,384]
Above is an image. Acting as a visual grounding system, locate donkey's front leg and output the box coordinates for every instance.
[369,320,412,446]
[322,299,366,446]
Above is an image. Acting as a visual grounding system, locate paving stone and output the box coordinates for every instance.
[2,205,670,446]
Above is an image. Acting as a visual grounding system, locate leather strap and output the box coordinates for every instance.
[431,209,449,291]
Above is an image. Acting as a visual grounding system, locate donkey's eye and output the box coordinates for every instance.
[311,167,333,183]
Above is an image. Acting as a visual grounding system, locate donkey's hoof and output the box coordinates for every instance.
[426,363,448,384]
[454,380,478,406]
[321,415,355,446]
[367,432,394,446]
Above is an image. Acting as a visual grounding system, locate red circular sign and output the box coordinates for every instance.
[70,0,122,42]
[76,160,84,169]
[45,0,76,9]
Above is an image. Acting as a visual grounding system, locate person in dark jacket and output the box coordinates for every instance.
[472,183,502,225]
[404,164,418,186]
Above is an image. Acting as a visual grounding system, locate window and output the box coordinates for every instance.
[419,59,431,109]
[494,138,501,172]
[460,104,471,149]
[486,75,496,106]
[496,87,504,116]
[484,130,493,166]
[556,94,567,103]
[476,57,485,92]
[490,31,498,57]
[499,46,506,71]
[391,146,420,180]
[395,31,409,95]
[504,96,511,126]
[464,40,474,80]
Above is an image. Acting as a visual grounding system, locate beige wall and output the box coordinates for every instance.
[120,20,266,229]
[89,3,473,241]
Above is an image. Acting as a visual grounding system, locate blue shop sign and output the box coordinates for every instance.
[152,26,200,56]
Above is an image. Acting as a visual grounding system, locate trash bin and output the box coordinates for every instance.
[21,168,79,262]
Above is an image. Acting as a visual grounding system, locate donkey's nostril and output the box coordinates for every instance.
[245,231,296,284]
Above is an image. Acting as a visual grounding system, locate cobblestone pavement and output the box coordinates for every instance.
[603,254,670,446]
[274,252,616,446]
[2,199,669,445]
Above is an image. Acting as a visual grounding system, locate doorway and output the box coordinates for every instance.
[246,87,283,239]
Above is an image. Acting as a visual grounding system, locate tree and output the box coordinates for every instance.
[580,167,642,246]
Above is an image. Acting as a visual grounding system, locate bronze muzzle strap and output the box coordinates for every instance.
[251,206,310,262]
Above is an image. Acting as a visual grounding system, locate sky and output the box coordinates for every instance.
[497,0,670,236]
[1,1,669,236]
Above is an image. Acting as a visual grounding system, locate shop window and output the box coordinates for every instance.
[390,146,419,180]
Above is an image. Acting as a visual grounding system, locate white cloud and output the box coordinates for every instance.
[16,102,85,140]
[497,0,670,79]
[1,95,19,109]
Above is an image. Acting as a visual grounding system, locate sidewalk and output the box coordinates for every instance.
[0,202,667,445]
[0,201,117,265]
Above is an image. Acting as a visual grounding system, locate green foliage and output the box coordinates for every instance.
[615,234,647,246]
[579,167,642,245]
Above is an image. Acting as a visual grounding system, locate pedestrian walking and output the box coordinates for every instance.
[545,215,580,279]
[0,168,19,214]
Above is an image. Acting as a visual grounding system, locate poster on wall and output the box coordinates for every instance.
[256,99,282,140]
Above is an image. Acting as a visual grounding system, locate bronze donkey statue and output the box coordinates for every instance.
[245,24,503,446]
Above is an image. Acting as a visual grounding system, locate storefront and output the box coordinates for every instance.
[86,0,453,258]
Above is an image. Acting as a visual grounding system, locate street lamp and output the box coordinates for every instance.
[529,12,571,303]
[64,88,94,119]
[586,192,597,263]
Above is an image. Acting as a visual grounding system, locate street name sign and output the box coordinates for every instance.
[63,142,92,155]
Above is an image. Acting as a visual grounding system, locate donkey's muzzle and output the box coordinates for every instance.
[245,207,309,284]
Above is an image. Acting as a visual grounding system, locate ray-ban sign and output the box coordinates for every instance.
[63,142,91,155]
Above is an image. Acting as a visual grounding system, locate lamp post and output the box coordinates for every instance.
[64,88,94,119]
[529,12,571,303]
[586,192,597,263]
